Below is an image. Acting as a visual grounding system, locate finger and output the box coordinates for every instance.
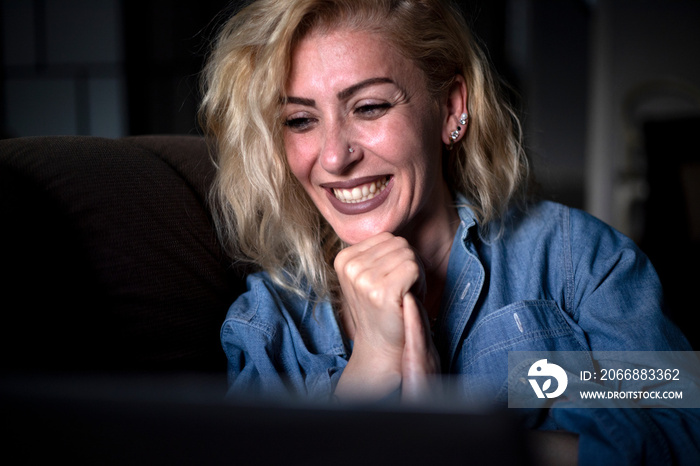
[336,234,405,271]
[341,231,396,255]
[337,237,421,293]
[404,293,440,370]
[401,292,436,401]
[334,232,394,276]
[403,292,428,355]
[356,252,421,306]
[409,255,427,303]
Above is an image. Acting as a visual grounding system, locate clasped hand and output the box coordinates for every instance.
[333,232,440,401]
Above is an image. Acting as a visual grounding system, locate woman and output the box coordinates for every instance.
[201,0,698,463]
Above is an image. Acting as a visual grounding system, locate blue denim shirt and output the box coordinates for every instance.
[221,199,699,464]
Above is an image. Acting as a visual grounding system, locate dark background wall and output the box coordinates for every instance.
[121,0,229,136]
[1,0,228,138]
[0,1,521,137]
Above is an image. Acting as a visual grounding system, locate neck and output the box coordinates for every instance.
[400,189,459,318]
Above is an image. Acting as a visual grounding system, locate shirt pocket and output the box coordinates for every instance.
[459,300,588,403]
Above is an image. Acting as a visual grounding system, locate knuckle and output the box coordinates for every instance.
[344,260,364,279]
[355,268,372,287]
[335,251,358,277]
[367,287,384,306]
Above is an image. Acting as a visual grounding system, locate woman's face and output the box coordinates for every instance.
[283,28,454,245]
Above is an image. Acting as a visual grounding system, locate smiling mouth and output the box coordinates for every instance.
[331,176,390,203]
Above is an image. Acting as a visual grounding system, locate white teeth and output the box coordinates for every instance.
[332,177,389,203]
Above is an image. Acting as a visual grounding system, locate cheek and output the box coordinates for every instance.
[284,135,315,185]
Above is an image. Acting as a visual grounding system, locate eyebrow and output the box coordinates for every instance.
[284,96,316,106]
[336,77,395,101]
[282,77,396,107]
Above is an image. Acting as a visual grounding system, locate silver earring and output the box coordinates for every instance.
[450,129,460,141]
[459,113,468,125]
[348,147,354,153]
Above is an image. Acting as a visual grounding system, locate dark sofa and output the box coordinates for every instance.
[0,135,248,374]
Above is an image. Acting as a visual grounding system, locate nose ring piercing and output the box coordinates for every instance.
[348,147,354,153]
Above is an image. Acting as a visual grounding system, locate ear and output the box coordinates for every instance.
[440,74,469,147]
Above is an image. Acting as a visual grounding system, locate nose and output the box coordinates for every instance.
[319,124,361,174]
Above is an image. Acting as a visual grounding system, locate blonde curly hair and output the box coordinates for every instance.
[200,0,529,302]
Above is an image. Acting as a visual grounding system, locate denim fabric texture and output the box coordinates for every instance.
[221,196,700,464]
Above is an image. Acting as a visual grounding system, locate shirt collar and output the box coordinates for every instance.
[454,192,479,251]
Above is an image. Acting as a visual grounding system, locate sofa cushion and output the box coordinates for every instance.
[0,135,247,372]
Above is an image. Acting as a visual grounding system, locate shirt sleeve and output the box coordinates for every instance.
[220,273,347,402]
[550,207,700,465]
[565,206,689,351]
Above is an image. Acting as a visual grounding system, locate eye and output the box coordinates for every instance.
[354,102,392,119]
[284,115,317,132]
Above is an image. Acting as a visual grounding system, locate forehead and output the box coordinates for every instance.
[285,28,423,96]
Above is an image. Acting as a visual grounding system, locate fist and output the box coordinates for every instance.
[334,232,426,354]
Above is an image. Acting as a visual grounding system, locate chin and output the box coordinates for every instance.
[333,221,398,245]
